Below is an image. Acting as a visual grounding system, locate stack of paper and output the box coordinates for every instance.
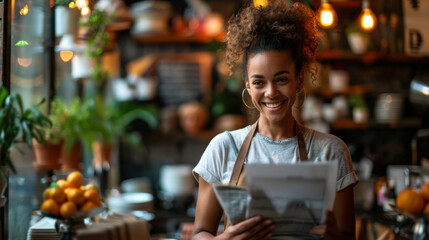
[26,217,60,240]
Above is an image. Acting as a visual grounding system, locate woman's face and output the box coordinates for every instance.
[246,50,300,124]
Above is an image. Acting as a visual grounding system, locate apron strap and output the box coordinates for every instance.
[229,120,259,186]
[296,121,308,162]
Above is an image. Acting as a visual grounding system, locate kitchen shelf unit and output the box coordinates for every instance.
[131,32,213,44]
[317,50,429,65]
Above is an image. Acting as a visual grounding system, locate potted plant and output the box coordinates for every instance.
[349,94,369,124]
[32,101,64,171]
[78,8,158,169]
[0,87,51,207]
[54,0,79,37]
[345,21,370,55]
[50,98,88,170]
[81,98,158,169]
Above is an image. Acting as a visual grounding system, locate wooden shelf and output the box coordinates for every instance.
[317,50,429,64]
[131,32,212,44]
[312,0,376,11]
[307,84,373,99]
[332,119,368,130]
[331,118,422,130]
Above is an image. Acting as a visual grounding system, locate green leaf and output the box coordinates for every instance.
[15,40,29,47]
[0,88,8,105]
[49,182,59,189]
[16,94,24,114]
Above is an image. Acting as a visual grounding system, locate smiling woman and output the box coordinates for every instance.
[246,51,298,135]
[191,0,359,240]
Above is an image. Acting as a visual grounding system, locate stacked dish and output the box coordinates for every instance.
[108,192,154,214]
[375,93,403,123]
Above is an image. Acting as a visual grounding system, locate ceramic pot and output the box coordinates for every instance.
[92,141,112,169]
[32,139,62,171]
[353,108,369,124]
[347,33,369,55]
[55,6,78,37]
[60,142,82,171]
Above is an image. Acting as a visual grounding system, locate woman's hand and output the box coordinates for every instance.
[310,184,356,240]
[310,210,342,240]
[217,216,275,240]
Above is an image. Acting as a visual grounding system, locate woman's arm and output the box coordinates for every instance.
[331,184,356,239]
[192,176,275,240]
[311,184,356,240]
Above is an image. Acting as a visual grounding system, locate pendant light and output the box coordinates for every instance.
[317,0,338,29]
[359,0,377,32]
[253,0,268,8]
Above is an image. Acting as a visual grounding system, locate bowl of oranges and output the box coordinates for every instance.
[40,171,105,220]
[395,182,429,220]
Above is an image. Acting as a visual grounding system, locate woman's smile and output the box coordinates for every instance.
[262,99,287,110]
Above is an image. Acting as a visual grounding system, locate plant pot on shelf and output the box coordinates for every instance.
[92,142,112,170]
[60,142,82,171]
[32,139,62,171]
[347,33,369,55]
[353,108,369,124]
[55,6,79,37]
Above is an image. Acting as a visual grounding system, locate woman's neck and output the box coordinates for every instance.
[257,117,296,140]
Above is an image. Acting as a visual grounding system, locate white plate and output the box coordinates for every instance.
[108,192,153,207]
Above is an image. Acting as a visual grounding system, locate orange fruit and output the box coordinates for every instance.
[397,188,425,216]
[51,187,66,204]
[56,179,69,191]
[60,201,77,218]
[64,187,74,195]
[425,203,429,214]
[84,183,98,192]
[41,199,60,216]
[67,171,84,188]
[421,183,429,201]
[43,188,54,200]
[80,201,99,211]
[65,188,85,206]
[84,188,101,203]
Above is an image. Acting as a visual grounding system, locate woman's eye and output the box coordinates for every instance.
[277,77,289,83]
[253,80,264,86]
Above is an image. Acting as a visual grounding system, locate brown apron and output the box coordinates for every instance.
[224,119,308,228]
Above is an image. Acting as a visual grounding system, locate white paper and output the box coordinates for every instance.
[213,161,338,238]
[245,161,338,238]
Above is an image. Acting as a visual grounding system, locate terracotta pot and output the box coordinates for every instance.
[32,139,62,171]
[92,141,112,169]
[60,142,82,171]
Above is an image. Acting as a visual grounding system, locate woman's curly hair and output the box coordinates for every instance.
[226,0,318,84]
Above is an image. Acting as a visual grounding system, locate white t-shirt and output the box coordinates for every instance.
[193,125,359,192]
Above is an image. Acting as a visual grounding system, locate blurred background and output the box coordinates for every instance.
[1,0,429,239]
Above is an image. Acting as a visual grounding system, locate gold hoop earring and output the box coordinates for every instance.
[242,88,255,109]
[294,88,306,109]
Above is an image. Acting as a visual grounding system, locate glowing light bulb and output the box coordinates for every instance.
[20,5,29,15]
[69,2,76,8]
[60,51,74,62]
[17,57,32,67]
[317,3,338,29]
[359,8,377,31]
[253,0,268,8]
[81,6,90,16]
[76,0,88,9]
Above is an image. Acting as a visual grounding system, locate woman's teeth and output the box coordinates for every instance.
[265,102,282,108]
